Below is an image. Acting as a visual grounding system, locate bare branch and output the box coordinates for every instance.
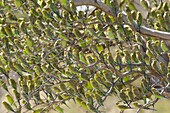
[134,22,170,40]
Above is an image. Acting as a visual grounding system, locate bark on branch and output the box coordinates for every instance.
[72,0,170,40]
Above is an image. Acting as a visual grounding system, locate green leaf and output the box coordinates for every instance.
[9,79,17,90]
[97,45,104,53]
[14,0,22,8]
[26,38,34,47]
[5,94,17,107]
[107,29,115,39]
[60,0,67,7]
[0,80,8,91]
[2,101,15,112]
[59,33,69,41]
[153,94,164,99]
[123,76,130,82]
[105,0,111,7]
[53,105,64,113]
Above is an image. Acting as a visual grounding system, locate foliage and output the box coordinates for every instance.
[0,0,170,113]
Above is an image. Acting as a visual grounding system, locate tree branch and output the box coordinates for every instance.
[72,0,170,40]
[133,22,170,40]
